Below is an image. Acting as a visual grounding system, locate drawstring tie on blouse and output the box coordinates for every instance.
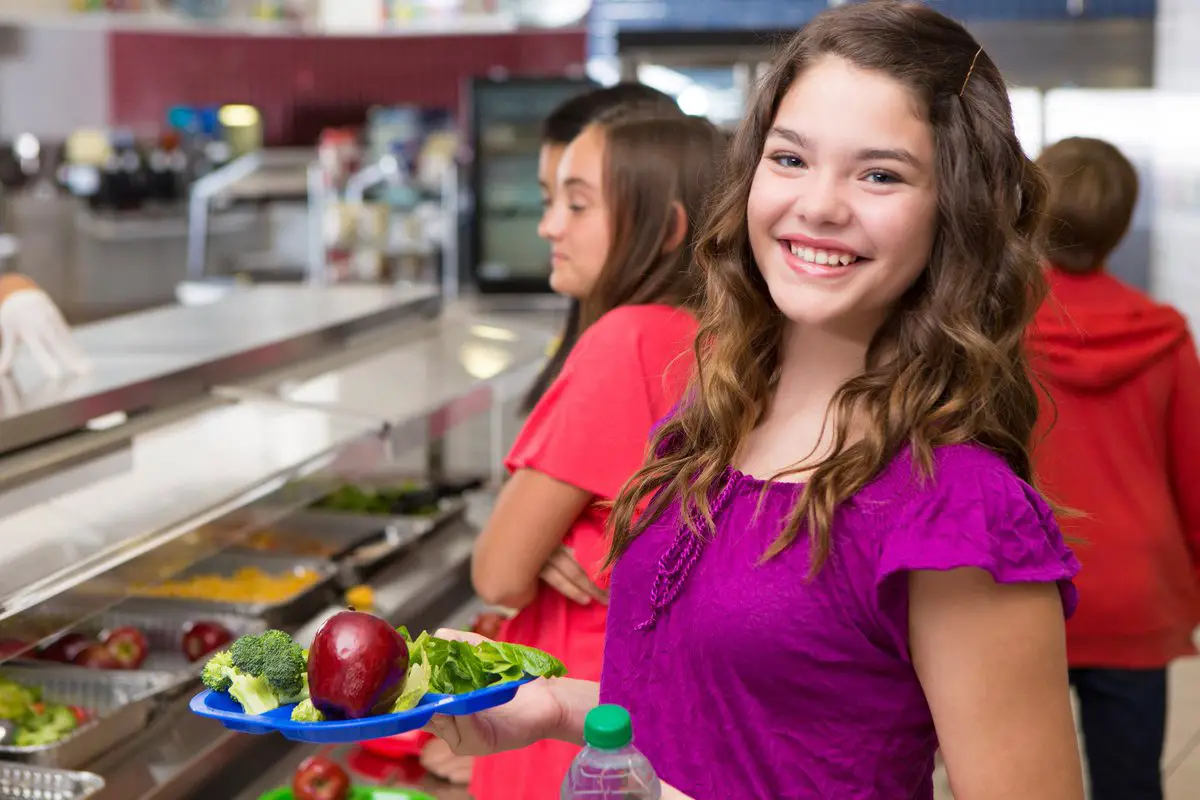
[636,472,737,631]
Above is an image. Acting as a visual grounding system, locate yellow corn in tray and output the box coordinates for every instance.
[134,566,321,604]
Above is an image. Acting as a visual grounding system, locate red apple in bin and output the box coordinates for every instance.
[292,756,350,800]
[73,644,119,669]
[307,610,409,720]
[102,627,149,670]
[180,621,233,663]
[39,633,91,664]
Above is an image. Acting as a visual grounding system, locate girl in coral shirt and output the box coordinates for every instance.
[466,115,727,800]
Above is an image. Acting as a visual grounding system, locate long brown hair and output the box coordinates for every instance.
[522,88,685,413]
[608,1,1049,575]
[567,115,725,333]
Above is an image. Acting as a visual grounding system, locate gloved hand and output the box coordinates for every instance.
[0,275,89,380]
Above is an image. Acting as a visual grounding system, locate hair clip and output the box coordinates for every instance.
[959,46,984,97]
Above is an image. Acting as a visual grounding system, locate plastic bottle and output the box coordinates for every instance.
[561,704,661,800]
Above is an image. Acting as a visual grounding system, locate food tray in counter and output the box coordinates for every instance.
[17,599,267,678]
[0,665,184,769]
[0,764,104,800]
[228,515,384,561]
[127,552,339,629]
[286,498,468,587]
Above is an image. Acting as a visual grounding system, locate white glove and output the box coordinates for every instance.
[0,289,90,380]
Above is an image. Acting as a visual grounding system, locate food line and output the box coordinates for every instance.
[0,286,554,800]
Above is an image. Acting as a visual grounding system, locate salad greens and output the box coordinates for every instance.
[400,627,566,695]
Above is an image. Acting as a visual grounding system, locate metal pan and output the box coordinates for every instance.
[290,498,468,587]
[18,599,267,678]
[127,552,339,629]
[0,764,104,800]
[0,665,183,770]
[227,513,385,562]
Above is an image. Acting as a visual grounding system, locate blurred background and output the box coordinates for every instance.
[0,0,1192,323]
[0,2,1196,799]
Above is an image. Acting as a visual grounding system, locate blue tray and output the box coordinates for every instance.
[189,690,442,744]
[426,676,534,717]
[190,676,536,742]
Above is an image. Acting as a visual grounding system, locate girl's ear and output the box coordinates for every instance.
[661,201,689,255]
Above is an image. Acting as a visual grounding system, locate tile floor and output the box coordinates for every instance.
[935,636,1200,799]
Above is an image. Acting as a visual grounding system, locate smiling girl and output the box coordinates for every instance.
[429,3,1085,798]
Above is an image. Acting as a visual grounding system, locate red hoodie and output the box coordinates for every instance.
[1029,269,1200,668]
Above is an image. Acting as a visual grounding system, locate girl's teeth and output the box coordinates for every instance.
[788,244,858,266]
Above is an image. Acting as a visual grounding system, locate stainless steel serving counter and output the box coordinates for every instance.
[0,284,558,800]
[0,283,440,456]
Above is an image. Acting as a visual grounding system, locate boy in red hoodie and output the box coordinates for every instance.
[1030,136,1200,800]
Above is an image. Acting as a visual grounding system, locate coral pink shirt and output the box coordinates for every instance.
[469,303,696,800]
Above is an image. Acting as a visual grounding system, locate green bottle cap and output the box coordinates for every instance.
[583,704,633,750]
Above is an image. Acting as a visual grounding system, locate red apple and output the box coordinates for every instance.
[180,621,233,663]
[39,633,91,663]
[73,644,119,669]
[102,626,149,670]
[307,610,409,720]
[292,756,350,800]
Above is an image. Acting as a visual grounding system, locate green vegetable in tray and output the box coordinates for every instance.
[203,631,309,716]
[0,677,40,722]
[0,675,81,748]
[13,704,76,748]
[290,698,325,723]
[313,483,441,517]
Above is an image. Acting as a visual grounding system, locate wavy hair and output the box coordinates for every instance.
[607,1,1049,575]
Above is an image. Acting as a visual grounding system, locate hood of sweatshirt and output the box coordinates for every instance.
[1028,269,1190,391]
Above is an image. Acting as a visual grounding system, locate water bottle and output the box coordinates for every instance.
[561,704,661,800]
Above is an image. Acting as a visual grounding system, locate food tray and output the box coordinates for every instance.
[0,665,184,769]
[260,789,434,800]
[0,764,105,800]
[189,691,442,744]
[128,552,339,629]
[288,498,468,587]
[20,599,267,677]
[229,514,384,561]
[424,677,534,717]
[189,676,535,744]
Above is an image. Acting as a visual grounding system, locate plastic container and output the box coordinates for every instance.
[189,676,534,743]
[561,705,661,800]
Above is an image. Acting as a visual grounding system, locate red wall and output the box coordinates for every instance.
[108,29,587,145]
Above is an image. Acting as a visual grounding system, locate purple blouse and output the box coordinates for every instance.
[600,443,1080,799]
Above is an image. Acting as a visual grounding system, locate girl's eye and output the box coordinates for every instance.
[540,196,552,209]
[770,153,805,169]
[568,203,587,213]
[865,171,899,184]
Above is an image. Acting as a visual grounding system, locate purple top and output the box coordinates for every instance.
[600,443,1080,800]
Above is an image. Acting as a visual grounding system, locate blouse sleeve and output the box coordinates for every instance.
[873,451,1082,660]
[505,310,665,502]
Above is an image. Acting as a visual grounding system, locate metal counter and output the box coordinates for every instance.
[0,283,440,456]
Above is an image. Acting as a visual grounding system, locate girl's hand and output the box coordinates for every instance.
[539,546,609,606]
[422,629,597,755]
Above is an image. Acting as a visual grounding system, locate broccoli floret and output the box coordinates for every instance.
[0,682,36,723]
[290,698,325,723]
[229,634,266,675]
[260,633,307,701]
[201,651,234,693]
[14,704,77,748]
[227,672,280,716]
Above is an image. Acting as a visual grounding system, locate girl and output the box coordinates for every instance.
[467,115,728,800]
[522,83,683,414]
[429,4,1086,799]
